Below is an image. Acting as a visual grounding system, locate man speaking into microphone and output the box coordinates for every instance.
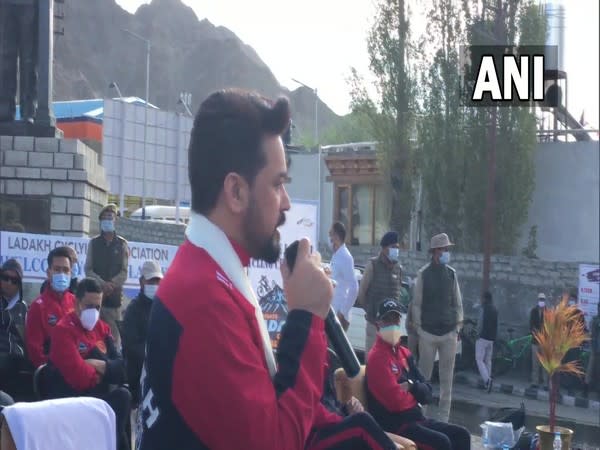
[137,89,396,450]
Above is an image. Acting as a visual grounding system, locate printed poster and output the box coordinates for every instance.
[248,200,319,349]
[578,264,600,328]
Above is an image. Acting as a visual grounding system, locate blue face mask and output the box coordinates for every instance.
[388,248,400,262]
[71,263,79,279]
[100,220,115,233]
[144,284,159,300]
[439,251,451,265]
[52,273,70,293]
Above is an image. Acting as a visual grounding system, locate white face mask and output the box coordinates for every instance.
[144,284,159,299]
[379,325,402,346]
[538,301,545,308]
[80,308,100,331]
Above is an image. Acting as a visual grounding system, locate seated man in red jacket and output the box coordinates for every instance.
[25,246,77,368]
[47,277,131,450]
[366,299,471,450]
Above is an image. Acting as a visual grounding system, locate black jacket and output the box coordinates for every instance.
[478,301,498,341]
[0,296,28,367]
[122,292,153,404]
[529,306,545,345]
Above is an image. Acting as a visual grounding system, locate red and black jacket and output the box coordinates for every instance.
[366,336,430,432]
[137,240,339,450]
[25,287,75,368]
[47,311,125,396]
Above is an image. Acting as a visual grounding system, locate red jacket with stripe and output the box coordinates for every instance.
[25,287,75,368]
[137,239,340,450]
[48,311,125,393]
[366,336,426,431]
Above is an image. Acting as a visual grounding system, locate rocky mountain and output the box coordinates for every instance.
[52,0,339,140]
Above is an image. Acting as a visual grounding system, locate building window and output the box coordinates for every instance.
[334,184,389,246]
[325,147,385,246]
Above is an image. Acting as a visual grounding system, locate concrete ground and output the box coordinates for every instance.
[430,374,600,450]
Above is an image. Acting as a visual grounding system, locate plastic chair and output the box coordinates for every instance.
[334,366,417,450]
[32,364,48,401]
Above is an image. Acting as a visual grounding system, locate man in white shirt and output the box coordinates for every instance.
[328,222,359,331]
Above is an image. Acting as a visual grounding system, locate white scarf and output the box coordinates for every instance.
[185,212,277,378]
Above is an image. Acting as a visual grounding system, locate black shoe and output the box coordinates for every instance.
[487,378,494,393]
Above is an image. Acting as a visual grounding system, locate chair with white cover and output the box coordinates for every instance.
[0,397,116,450]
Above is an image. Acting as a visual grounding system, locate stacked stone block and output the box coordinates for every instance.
[115,217,185,247]
[0,136,109,236]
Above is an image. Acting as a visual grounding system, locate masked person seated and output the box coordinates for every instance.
[0,259,31,401]
[25,247,76,369]
[45,278,131,450]
[366,299,471,450]
[39,246,80,295]
[320,350,415,450]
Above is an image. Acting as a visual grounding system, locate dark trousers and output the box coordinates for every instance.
[0,358,35,402]
[397,419,471,450]
[99,387,132,450]
[0,3,38,121]
[307,412,397,450]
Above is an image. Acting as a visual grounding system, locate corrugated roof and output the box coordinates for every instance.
[15,97,158,121]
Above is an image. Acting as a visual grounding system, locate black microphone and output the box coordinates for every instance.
[284,240,361,378]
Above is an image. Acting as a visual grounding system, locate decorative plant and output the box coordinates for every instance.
[533,295,588,431]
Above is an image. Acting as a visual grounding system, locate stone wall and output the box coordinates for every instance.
[103,218,595,338]
[321,245,592,338]
[0,136,108,236]
[115,217,185,246]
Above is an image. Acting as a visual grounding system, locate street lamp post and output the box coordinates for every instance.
[292,78,320,242]
[123,29,151,219]
[109,82,126,214]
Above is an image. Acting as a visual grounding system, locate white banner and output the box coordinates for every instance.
[0,231,178,293]
[248,200,319,349]
[578,264,600,328]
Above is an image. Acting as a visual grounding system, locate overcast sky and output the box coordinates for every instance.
[116,0,598,128]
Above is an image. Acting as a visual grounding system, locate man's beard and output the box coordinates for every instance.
[245,206,286,264]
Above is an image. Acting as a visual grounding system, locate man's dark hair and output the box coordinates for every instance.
[332,222,346,243]
[483,291,492,303]
[47,246,73,268]
[188,89,291,214]
[75,277,102,300]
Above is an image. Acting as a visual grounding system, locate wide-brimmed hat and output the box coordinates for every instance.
[429,233,454,250]
[538,292,546,300]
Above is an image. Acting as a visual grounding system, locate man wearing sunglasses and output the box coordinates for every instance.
[0,259,28,399]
